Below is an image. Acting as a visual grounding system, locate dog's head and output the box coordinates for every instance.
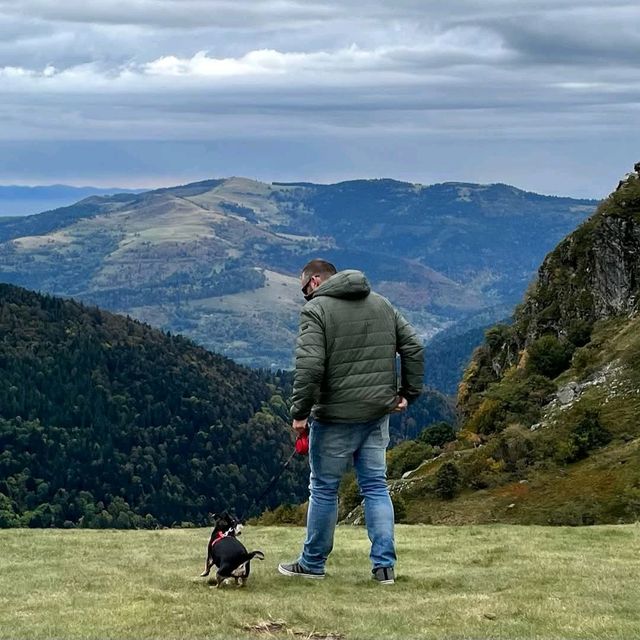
[210,511,243,537]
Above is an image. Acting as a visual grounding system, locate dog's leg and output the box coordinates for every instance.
[201,556,212,577]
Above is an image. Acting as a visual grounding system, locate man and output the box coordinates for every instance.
[278,259,424,585]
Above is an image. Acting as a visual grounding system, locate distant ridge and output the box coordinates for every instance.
[272,181,317,187]
[0,175,597,377]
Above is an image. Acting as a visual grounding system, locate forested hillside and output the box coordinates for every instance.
[0,284,307,528]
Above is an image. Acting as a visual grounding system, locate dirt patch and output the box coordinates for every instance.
[243,618,344,639]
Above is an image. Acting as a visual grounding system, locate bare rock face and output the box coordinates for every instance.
[518,161,640,341]
[557,382,579,405]
[591,216,640,317]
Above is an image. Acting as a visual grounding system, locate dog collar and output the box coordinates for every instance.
[210,531,227,547]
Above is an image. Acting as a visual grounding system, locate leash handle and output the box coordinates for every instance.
[295,428,309,455]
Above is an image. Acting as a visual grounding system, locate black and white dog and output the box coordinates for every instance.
[200,512,264,588]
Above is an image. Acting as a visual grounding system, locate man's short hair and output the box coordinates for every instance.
[301,259,337,281]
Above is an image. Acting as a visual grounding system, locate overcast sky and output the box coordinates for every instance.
[1,0,638,197]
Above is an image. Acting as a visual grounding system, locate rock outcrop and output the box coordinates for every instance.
[459,161,640,415]
[519,162,640,341]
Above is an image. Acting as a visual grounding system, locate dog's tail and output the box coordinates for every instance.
[247,550,265,561]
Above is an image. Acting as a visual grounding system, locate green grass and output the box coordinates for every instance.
[1,525,639,639]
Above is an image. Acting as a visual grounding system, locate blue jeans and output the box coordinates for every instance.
[298,415,396,574]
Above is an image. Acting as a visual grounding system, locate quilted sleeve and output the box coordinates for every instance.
[290,304,326,420]
[395,309,425,403]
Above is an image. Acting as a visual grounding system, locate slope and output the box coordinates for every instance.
[0,283,306,528]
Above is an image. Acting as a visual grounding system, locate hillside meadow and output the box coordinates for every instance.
[0,524,638,639]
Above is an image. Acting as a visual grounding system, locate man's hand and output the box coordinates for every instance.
[292,418,308,434]
[392,396,408,413]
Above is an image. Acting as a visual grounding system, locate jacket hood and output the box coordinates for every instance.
[310,269,371,300]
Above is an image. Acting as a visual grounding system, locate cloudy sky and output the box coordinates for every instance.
[1,0,638,196]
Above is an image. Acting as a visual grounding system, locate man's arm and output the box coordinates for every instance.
[290,305,326,424]
[395,309,424,403]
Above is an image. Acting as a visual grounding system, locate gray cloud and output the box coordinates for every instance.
[0,0,335,29]
[0,0,638,197]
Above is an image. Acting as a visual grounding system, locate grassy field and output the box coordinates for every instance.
[1,524,639,639]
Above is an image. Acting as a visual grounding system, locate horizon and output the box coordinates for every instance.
[0,174,605,201]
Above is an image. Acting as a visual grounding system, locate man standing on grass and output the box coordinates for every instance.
[278,259,424,585]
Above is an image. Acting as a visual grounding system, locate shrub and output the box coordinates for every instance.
[257,502,307,526]
[460,451,505,489]
[466,398,505,435]
[567,410,612,461]
[338,472,361,519]
[485,324,514,351]
[391,494,407,522]
[24,503,58,528]
[620,486,640,521]
[0,493,18,527]
[571,343,599,376]
[567,320,593,348]
[418,422,456,448]
[435,462,460,500]
[554,409,612,464]
[547,502,601,526]
[526,334,575,379]
[494,425,534,472]
[387,441,435,479]
[484,373,556,431]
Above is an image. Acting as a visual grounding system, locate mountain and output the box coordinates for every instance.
[0,185,141,217]
[0,283,308,528]
[368,163,640,525]
[0,177,596,374]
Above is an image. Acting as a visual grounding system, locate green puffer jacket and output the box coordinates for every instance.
[290,270,424,423]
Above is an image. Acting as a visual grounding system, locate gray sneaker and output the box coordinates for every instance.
[278,561,325,579]
[372,566,395,584]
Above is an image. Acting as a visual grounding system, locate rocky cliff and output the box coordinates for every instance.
[459,162,640,417]
[373,163,640,525]
[519,162,640,337]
